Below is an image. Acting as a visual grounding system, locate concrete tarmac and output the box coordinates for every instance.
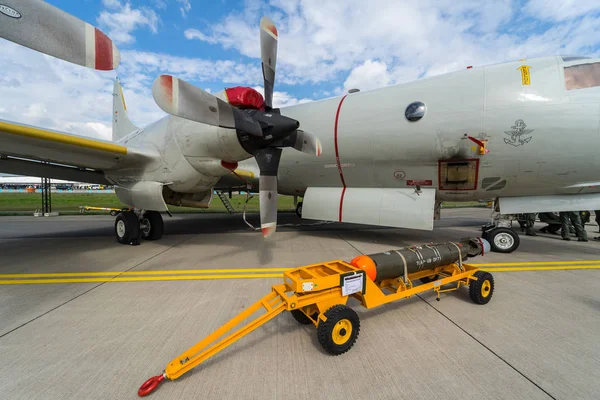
[0,209,599,400]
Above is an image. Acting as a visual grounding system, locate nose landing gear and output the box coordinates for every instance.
[481,224,520,253]
[115,210,164,245]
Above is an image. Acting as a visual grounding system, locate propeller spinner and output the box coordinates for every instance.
[151,17,322,238]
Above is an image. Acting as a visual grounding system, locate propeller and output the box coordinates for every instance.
[151,18,322,238]
[260,16,278,110]
[0,0,120,70]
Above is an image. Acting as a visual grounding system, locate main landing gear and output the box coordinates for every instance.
[115,210,164,245]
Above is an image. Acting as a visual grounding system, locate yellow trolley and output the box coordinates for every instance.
[138,238,494,396]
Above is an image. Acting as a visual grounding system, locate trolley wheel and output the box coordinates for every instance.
[290,309,313,325]
[469,271,494,305]
[317,305,360,355]
[420,275,439,284]
[115,211,140,245]
[295,201,303,218]
[486,227,520,253]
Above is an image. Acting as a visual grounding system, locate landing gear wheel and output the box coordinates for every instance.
[115,211,141,245]
[469,271,494,305]
[420,275,439,284]
[296,201,303,218]
[317,304,360,355]
[140,211,164,241]
[485,227,520,253]
[290,309,313,325]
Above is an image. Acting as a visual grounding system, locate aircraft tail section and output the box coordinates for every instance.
[112,78,139,141]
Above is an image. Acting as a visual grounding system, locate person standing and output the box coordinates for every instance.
[559,211,588,241]
[594,211,600,241]
[524,213,537,236]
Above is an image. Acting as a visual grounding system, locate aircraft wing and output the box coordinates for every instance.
[0,119,158,184]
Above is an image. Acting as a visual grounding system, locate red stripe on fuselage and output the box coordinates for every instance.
[94,28,113,70]
[334,95,348,222]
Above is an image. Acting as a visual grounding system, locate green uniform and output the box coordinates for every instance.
[539,212,561,234]
[524,213,537,236]
[559,211,588,241]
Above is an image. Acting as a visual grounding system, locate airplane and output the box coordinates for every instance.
[2,0,600,253]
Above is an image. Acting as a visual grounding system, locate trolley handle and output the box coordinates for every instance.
[138,374,165,397]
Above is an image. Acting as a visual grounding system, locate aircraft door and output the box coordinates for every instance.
[438,159,479,191]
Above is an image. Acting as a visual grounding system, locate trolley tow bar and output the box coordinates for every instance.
[138,237,492,396]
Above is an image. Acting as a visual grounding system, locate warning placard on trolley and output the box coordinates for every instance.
[340,271,366,296]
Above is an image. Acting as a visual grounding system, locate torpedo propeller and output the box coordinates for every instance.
[151,17,322,238]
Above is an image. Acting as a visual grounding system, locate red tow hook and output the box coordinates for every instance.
[138,374,165,397]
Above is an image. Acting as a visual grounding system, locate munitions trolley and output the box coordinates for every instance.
[139,239,494,396]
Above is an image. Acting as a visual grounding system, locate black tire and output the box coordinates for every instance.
[110,210,117,216]
[140,211,164,241]
[420,275,439,284]
[290,309,313,325]
[469,271,494,305]
[487,227,520,253]
[317,305,360,355]
[115,211,140,245]
[296,201,303,218]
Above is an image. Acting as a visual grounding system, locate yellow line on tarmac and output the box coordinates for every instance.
[0,273,283,285]
[473,260,600,267]
[1,262,600,285]
[0,268,290,279]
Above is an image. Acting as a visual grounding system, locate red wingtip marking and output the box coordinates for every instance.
[267,24,278,37]
[94,28,113,70]
[160,75,173,104]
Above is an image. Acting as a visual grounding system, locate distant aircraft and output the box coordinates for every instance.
[1,0,600,253]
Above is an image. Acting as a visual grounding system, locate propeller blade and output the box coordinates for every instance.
[260,16,278,109]
[293,130,323,156]
[0,0,120,70]
[152,75,263,137]
[255,147,282,238]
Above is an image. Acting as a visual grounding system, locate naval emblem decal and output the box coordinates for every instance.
[504,119,533,147]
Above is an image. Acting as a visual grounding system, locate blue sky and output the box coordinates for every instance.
[1,0,600,140]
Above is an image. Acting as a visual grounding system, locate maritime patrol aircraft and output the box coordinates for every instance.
[1,0,600,253]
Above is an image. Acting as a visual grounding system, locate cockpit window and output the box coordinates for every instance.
[561,56,591,62]
[564,62,600,90]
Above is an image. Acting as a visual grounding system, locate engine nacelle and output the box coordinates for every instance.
[169,117,251,163]
[115,181,168,211]
[163,187,212,208]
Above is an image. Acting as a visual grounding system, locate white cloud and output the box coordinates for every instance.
[250,86,312,108]
[102,0,122,10]
[184,29,216,43]
[186,0,600,90]
[153,0,168,10]
[343,60,390,92]
[120,50,262,84]
[176,0,192,17]
[524,0,600,21]
[97,2,159,44]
